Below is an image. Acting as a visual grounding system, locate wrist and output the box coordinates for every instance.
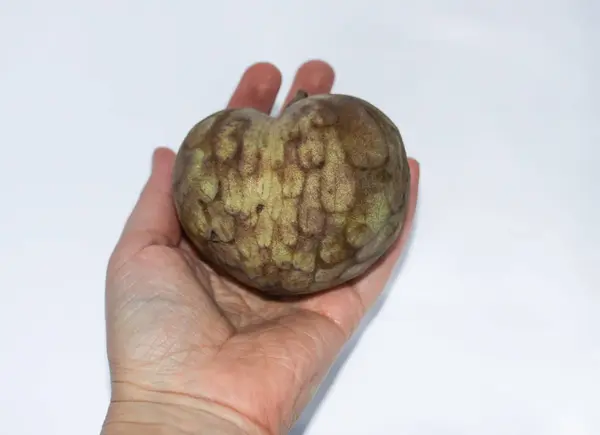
[102,401,248,435]
[101,383,269,435]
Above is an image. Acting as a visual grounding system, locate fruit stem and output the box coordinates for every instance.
[286,89,309,108]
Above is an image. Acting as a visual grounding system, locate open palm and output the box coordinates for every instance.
[103,60,420,435]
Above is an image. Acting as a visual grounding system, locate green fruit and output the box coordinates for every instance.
[172,91,410,297]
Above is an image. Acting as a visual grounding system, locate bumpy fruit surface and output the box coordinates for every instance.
[172,91,410,297]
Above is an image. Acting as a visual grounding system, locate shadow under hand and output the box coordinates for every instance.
[289,211,420,435]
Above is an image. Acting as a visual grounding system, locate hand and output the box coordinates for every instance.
[102,60,420,435]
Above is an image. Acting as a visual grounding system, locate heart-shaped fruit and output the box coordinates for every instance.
[172,90,411,297]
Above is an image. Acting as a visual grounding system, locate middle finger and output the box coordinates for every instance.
[227,62,282,113]
[282,60,336,108]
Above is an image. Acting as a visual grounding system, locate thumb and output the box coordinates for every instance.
[108,147,182,275]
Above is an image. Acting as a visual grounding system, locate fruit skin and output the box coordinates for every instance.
[172,91,411,297]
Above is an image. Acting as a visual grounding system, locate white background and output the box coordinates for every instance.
[1,1,598,434]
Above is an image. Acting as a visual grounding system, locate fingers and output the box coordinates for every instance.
[108,147,181,274]
[225,60,335,115]
[227,62,282,113]
[282,60,335,108]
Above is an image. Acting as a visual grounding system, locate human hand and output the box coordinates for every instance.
[102,60,420,435]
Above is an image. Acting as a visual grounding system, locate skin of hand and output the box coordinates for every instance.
[101,60,421,435]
